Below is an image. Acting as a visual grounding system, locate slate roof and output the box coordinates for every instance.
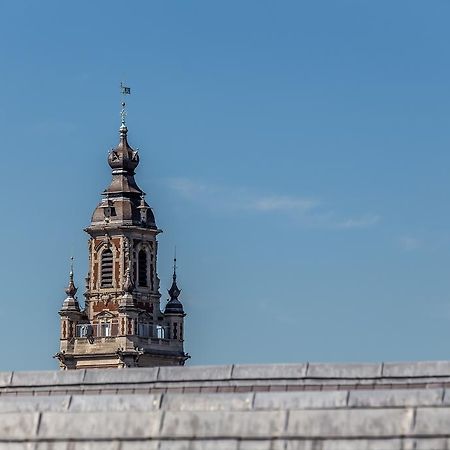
[2,361,450,449]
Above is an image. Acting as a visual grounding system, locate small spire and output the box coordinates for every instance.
[61,256,80,312]
[165,251,185,316]
[65,257,77,298]
[138,193,148,225]
[123,267,134,294]
[168,250,181,301]
[138,193,147,208]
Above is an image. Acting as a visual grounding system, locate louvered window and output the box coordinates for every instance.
[138,250,148,287]
[101,249,113,287]
[150,263,154,290]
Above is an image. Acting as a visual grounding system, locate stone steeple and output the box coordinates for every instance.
[55,108,190,370]
[60,261,80,312]
[165,257,185,316]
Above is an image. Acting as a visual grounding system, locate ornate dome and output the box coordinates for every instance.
[88,118,157,230]
[108,124,140,173]
[165,298,185,315]
[60,267,81,312]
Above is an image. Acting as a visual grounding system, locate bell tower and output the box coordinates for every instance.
[55,104,189,370]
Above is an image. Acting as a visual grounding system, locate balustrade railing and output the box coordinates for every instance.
[76,321,119,338]
[75,322,169,339]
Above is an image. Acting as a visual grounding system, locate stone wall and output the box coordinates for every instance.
[2,362,450,449]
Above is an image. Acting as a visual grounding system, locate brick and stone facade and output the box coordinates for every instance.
[55,113,189,370]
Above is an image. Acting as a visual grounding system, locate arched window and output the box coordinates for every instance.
[138,249,148,287]
[101,249,113,287]
[156,325,166,339]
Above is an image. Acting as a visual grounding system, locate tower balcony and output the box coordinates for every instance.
[75,322,170,340]
[76,322,119,338]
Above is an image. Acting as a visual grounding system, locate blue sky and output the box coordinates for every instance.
[1,1,450,370]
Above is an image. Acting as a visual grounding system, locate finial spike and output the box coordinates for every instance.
[173,246,177,280]
[123,267,134,293]
[120,82,131,129]
[167,248,183,310]
[120,101,127,128]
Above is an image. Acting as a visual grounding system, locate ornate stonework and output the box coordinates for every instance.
[55,118,189,370]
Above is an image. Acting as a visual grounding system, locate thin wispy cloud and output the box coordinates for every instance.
[399,236,422,251]
[166,177,380,230]
[335,214,381,230]
[167,178,212,199]
[250,195,318,213]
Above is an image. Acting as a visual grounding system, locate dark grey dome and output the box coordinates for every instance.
[165,298,185,316]
[89,123,157,230]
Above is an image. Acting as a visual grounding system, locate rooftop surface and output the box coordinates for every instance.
[2,361,450,449]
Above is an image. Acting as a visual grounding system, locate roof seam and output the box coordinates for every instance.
[35,411,43,439]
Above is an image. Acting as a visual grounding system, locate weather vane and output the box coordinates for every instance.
[120,82,131,126]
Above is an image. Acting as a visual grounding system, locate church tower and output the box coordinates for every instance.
[55,104,189,370]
